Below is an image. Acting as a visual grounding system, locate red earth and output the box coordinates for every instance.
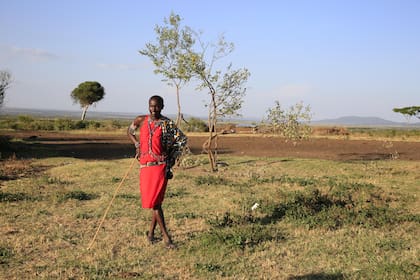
[1,131,420,161]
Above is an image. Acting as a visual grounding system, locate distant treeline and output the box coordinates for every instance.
[0,115,209,132]
[0,115,130,131]
[1,115,419,139]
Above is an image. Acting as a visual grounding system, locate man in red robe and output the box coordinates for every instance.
[127,95,187,248]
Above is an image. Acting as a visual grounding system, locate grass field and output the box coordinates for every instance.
[1,151,419,279]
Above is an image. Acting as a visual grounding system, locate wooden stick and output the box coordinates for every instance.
[87,156,137,250]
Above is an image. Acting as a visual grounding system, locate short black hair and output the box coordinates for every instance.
[149,95,164,106]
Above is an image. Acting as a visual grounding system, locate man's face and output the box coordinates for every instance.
[149,98,163,120]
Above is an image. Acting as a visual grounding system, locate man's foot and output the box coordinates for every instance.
[146,231,156,244]
[164,237,176,249]
[147,236,156,244]
[164,241,176,249]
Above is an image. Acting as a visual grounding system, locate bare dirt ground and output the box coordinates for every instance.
[1,130,420,161]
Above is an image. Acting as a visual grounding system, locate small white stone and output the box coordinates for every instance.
[251,203,259,211]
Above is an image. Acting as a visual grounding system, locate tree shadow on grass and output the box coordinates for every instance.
[2,137,135,160]
[187,146,233,155]
[258,206,286,225]
[2,135,232,160]
[339,152,392,161]
[257,190,348,227]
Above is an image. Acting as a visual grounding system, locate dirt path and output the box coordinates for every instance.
[2,131,420,161]
[188,136,420,161]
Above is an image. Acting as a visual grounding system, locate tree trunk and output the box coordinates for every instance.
[206,90,218,172]
[81,105,89,121]
[199,74,219,172]
[175,84,182,127]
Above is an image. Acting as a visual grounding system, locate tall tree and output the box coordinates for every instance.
[139,12,196,126]
[0,70,12,109]
[71,81,105,121]
[192,35,250,171]
[393,106,420,122]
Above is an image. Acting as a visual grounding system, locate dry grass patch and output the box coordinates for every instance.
[0,155,419,279]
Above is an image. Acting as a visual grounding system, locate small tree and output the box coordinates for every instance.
[263,100,312,143]
[0,70,12,109]
[393,106,420,122]
[71,81,105,121]
[192,36,250,172]
[139,12,196,126]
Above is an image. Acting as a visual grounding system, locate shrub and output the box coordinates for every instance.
[0,246,13,264]
[54,119,75,130]
[181,117,208,132]
[17,115,34,123]
[0,191,33,202]
[110,120,129,129]
[74,120,87,129]
[262,101,312,142]
[87,121,102,129]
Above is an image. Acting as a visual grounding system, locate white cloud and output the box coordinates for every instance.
[0,45,59,61]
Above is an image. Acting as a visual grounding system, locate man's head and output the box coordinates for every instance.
[149,95,164,120]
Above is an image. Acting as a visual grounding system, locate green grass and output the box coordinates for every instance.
[0,155,419,279]
[348,127,420,139]
[0,115,130,131]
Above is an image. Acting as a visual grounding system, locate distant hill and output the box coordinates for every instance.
[312,116,420,127]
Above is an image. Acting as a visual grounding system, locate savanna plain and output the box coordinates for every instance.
[1,123,419,279]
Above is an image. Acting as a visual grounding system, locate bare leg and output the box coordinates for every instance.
[147,210,157,243]
[153,205,175,248]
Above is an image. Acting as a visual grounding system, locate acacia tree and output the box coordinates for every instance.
[393,106,420,122]
[71,81,105,120]
[139,12,196,126]
[263,100,312,143]
[192,36,250,171]
[0,70,12,109]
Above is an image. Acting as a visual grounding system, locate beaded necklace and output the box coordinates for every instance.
[142,117,165,162]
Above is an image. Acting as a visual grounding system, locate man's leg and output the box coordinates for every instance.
[153,205,175,248]
[147,210,157,243]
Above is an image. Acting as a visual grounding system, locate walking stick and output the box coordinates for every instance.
[87,155,137,250]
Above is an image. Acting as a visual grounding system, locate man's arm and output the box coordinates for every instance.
[127,115,146,151]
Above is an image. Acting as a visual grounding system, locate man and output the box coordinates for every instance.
[127,95,187,248]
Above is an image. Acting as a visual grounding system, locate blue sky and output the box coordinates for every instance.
[1,0,419,121]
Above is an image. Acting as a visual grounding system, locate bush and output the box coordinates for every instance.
[262,101,312,141]
[14,115,40,130]
[0,191,34,202]
[17,115,34,123]
[0,246,13,264]
[54,119,75,130]
[110,120,129,129]
[87,121,102,129]
[181,117,208,132]
[74,120,87,129]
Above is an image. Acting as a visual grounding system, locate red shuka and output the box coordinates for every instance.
[138,116,168,208]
